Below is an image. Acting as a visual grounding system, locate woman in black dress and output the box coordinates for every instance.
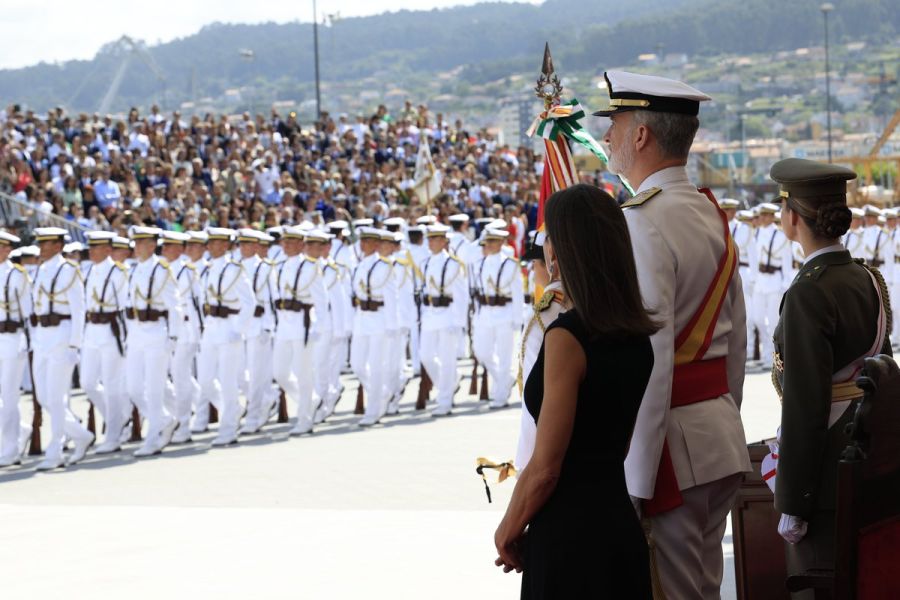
[494,184,657,599]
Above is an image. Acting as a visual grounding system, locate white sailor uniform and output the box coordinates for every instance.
[165,256,203,442]
[313,257,352,422]
[239,254,277,433]
[753,223,792,366]
[81,257,129,450]
[272,253,329,434]
[0,259,32,465]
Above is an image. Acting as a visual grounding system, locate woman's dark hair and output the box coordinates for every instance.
[544,183,660,338]
[786,197,851,239]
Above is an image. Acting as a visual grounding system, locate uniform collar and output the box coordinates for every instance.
[636,165,690,194]
[803,244,845,264]
[799,247,852,276]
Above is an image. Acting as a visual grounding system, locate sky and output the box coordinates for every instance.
[0,0,541,70]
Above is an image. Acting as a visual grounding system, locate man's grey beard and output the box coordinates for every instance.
[606,140,634,176]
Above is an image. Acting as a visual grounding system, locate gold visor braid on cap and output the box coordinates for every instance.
[609,98,651,108]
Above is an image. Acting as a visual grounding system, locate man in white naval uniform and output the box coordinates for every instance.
[236,229,276,435]
[266,226,285,264]
[272,226,329,435]
[382,230,416,415]
[306,230,347,423]
[350,218,374,263]
[861,205,894,286]
[184,231,214,434]
[514,231,565,472]
[0,232,33,467]
[419,225,468,417]
[315,234,354,423]
[842,207,865,258]
[598,70,750,599]
[81,231,130,454]
[160,231,201,444]
[31,227,95,469]
[198,228,256,446]
[350,227,399,426]
[326,220,357,269]
[126,227,183,457]
[733,209,757,360]
[472,228,524,409]
[752,203,793,367]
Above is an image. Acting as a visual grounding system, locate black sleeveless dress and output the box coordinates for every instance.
[521,310,653,599]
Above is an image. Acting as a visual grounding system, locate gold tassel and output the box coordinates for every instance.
[642,518,668,600]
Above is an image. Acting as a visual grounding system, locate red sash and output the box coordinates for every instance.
[643,188,738,517]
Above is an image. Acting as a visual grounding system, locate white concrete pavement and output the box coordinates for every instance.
[0,360,782,599]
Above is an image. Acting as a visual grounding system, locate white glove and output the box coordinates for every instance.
[778,513,808,544]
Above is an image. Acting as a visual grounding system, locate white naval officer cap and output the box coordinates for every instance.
[266,226,284,239]
[161,231,190,245]
[186,231,209,245]
[849,207,864,218]
[487,218,508,230]
[383,217,406,229]
[206,227,235,242]
[718,198,740,209]
[448,213,470,223]
[757,203,779,215]
[19,245,40,257]
[130,226,162,240]
[281,225,308,240]
[426,224,451,239]
[415,215,437,226]
[259,233,275,245]
[863,204,882,217]
[112,236,133,250]
[378,230,396,242]
[357,226,382,241]
[63,241,85,254]
[303,230,330,244]
[884,208,899,219]
[326,220,348,231]
[0,231,21,246]
[593,70,711,117]
[85,231,115,246]
[237,228,265,244]
[33,227,68,242]
[352,218,374,228]
[736,210,754,222]
[480,228,510,245]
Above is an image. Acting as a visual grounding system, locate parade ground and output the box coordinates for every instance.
[0,362,781,599]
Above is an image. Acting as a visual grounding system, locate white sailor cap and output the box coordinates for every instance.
[416,215,437,226]
[718,198,740,209]
[8,248,21,258]
[304,230,330,244]
[448,213,470,223]
[33,227,68,242]
[259,233,275,245]
[377,230,396,242]
[131,226,162,240]
[878,215,887,224]
[0,231,21,246]
[281,225,308,240]
[480,228,509,244]
[474,217,494,226]
[237,228,265,243]
[757,203,779,215]
[297,221,316,231]
[487,218,508,230]
[407,225,426,235]
[186,231,209,244]
[426,224,450,239]
[112,236,133,250]
[206,227,235,242]
[352,218,374,228]
[85,231,115,246]
[383,217,406,229]
[388,231,404,243]
[63,241,85,254]
[327,220,348,231]
[884,208,899,219]
[357,226,382,241]
[161,231,190,245]
[737,210,755,222]
[266,226,284,238]
[863,204,882,217]
[593,70,711,117]
[19,245,39,257]
[850,207,865,218]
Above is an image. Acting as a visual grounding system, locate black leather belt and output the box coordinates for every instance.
[204,305,239,318]
[484,295,511,307]
[30,313,72,327]
[276,299,313,312]
[0,320,23,333]
[758,265,782,274]
[87,311,118,324]
[126,308,168,322]
[423,295,452,307]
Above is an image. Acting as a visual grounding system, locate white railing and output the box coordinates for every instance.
[0,191,91,242]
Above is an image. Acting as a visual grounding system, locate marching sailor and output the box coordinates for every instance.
[753,202,793,368]
[31,227,94,469]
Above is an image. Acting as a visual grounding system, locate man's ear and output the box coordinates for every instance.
[633,123,652,153]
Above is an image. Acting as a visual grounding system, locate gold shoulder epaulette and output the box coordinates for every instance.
[12,263,26,274]
[114,261,128,271]
[620,187,662,209]
[394,257,410,267]
[264,258,275,266]
[184,262,197,271]
[534,291,555,312]
[158,258,170,268]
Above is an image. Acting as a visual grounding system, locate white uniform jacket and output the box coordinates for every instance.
[476,252,524,328]
[623,166,751,500]
[83,258,128,349]
[31,253,85,348]
[199,256,254,345]
[242,255,276,338]
[127,256,183,342]
[754,224,793,294]
[273,254,329,343]
[420,250,468,331]
[350,253,398,336]
[0,260,32,354]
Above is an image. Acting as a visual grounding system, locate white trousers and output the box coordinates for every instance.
[472,320,515,403]
[126,338,171,436]
[385,328,408,400]
[327,336,350,404]
[81,344,127,443]
[420,327,462,410]
[752,290,781,365]
[314,331,336,408]
[244,334,272,424]
[409,322,421,374]
[351,333,390,421]
[197,340,242,436]
[166,342,200,431]
[33,341,90,460]
[0,341,26,459]
[274,338,315,429]
[649,474,742,600]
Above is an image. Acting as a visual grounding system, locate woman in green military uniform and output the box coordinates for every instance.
[770,158,892,599]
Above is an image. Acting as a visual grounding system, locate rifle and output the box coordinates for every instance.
[27,349,42,456]
[354,382,365,415]
[277,388,289,423]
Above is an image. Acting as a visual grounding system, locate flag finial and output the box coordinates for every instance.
[535,42,562,109]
